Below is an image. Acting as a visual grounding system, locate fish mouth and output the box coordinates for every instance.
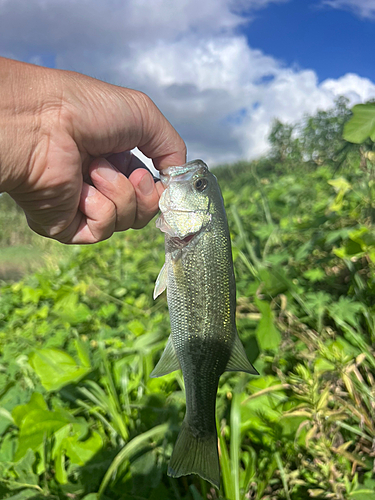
[170,231,199,248]
[156,213,203,247]
[156,212,206,247]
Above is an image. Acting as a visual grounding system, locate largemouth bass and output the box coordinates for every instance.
[152,160,257,488]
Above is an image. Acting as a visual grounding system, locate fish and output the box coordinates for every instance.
[151,159,257,488]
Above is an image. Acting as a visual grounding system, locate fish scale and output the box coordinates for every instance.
[152,159,258,488]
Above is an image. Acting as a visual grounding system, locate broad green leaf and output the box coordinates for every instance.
[74,338,91,368]
[334,239,363,260]
[64,431,103,465]
[53,289,92,324]
[0,432,17,462]
[278,415,305,439]
[0,381,16,401]
[58,301,91,324]
[130,450,162,494]
[98,423,169,497]
[240,377,286,436]
[98,303,117,319]
[13,450,38,486]
[1,490,43,500]
[350,227,375,248]
[254,297,281,351]
[349,490,375,500]
[363,478,375,489]
[12,393,48,428]
[258,266,291,296]
[45,417,101,483]
[130,450,155,476]
[0,407,14,435]
[127,319,146,336]
[15,408,72,460]
[21,286,43,304]
[29,348,91,391]
[343,103,375,143]
[54,449,68,484]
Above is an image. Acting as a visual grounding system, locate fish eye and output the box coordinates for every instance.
[194,178,208,192]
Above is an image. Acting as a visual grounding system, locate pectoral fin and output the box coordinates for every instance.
[153,262,168,299]
[150,335,180,378]
[225,334,259,375]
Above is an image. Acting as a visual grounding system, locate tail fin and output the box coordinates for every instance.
[168,419,220,489]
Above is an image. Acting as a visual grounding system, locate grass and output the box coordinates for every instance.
[0,194,73,282]
[0,245,55,281]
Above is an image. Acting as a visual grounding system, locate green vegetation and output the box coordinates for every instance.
[0,193,70,281]
[0,99,374,500]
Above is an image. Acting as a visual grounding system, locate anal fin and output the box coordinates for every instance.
[225,334,259,375]
[153,262,167,299]
[150,335,180,378]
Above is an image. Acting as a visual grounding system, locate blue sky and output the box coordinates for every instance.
[242,0,375,82]
[1,0,375,165]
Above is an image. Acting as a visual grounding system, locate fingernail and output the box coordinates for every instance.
[96,159,118,181]
[138,173,154,196]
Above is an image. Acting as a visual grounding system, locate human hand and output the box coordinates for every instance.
[0,57,186,244]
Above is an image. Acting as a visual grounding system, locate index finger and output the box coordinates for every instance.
[64,74,186,170]
[132,93,187,171]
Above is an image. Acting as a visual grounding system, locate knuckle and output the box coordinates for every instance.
[130,89,154,109]
[96,197,116,227]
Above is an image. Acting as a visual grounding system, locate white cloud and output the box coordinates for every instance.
[322,0,375,19]
[1,0,375,166]
[321,73,375,101]
[124,36,375,163]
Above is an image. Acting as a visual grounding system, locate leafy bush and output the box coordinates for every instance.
[1,102,375,499]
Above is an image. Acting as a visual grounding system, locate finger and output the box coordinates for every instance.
[133,94,187,170]
[89,157,137,231]
[26,208,84,244]
[71,81,186,170]
[128,168,161,229]
[70,183,117,244]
